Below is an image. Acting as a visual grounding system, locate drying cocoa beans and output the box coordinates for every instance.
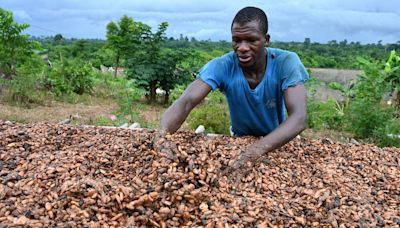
[0,121,399,227]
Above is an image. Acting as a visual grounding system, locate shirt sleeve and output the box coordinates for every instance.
[280,52,309,92]
[198,56,228,91]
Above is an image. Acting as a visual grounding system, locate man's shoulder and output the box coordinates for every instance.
[205,51,237,70]
[268,48,297,61]
[215,51,236,63]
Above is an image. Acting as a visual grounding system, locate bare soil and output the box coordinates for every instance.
[309,68,361,86]
[0,98,117,125]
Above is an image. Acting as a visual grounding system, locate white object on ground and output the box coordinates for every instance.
[156,88,166,95]
[387,134,400,139]
[207,133,222,137]
[59,119,71,124]
[129,123,141,129]
[195,125,205,134]
[119,123,129,129]
[350,138,360,145]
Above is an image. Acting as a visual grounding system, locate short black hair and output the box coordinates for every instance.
[231,6,268,34]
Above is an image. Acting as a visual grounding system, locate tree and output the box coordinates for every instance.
[54,34,64,44]
[158,49,192,103]
[0,8,36,79]
[106,15,149,78]
[126,22,192,103]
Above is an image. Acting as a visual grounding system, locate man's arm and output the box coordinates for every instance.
[161,79,212,133]
[250,83,307,153]
[228,84,307,170]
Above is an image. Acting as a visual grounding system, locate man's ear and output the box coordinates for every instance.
[265,33,270,47]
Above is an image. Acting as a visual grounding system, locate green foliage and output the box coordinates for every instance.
[384,50,400,90]
[91,47,115,68]
[348,100,394,139]
[114,80,146,117]
[90,72,147,126]
[106,15,149,77]
[306,51,400,147]
[158,49,193,92]
[373,118,400,147]
[274,38,400,69]
[307,98,345,130]
[8,73,45,105]
[187,91,230,135]
[2,54,47,106]
[328,82,346,92]
[304,75,324,95]
[47,60,93,96]
[54,34,64,44]
[169,85,186,104]
[344,57,388,138]
[0,8,39,79]
[125,21,192,103]
[383,50,400,109]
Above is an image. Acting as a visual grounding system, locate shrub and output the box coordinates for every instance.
[307,98,345,130]
[47,60,93,96]
[373,118,400,147]
[7,55,47,106]
[346,100,394,139]
[108,79,147,125]
[187,91,230,135]
[168,85,185,105]
[345,57,392,140]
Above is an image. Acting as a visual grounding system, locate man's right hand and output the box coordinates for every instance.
[152,130,178,161]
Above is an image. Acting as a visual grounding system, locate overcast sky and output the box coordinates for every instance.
[2,0,400,44]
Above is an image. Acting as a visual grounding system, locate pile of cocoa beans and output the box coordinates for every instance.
[0,121,399,227]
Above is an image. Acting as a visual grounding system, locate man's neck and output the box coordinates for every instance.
[243,50,267,88]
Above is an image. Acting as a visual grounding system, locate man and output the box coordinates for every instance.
[158,6,308,177]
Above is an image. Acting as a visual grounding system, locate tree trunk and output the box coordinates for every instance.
[3,63,13,80]
[149,81,157,103]
[4,49,16,80]
[114,55,119,78]
[164,90,170,104]
[11,53,16,78]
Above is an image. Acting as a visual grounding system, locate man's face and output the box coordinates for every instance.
[231,21,269,68]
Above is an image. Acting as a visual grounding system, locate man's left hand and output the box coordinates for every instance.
[221,144,265,182]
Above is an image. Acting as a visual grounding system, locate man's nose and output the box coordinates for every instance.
[237,41,250,52]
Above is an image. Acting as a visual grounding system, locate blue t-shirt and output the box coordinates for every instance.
[199,47,309,136]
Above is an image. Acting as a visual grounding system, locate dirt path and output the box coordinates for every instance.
[0,99,117,125]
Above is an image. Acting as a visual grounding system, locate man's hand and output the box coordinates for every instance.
[221,144,265,182]
[152,130,178,161]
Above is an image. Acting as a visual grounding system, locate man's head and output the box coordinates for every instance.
[231,6,268,34]
[231,7,269,69]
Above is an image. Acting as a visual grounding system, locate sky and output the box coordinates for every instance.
[2,0,400,44]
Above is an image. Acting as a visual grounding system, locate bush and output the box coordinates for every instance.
[111,79,146,125]
[187,91,230,135]
[47,60,93,96]
[7,55,47,106]
[346,100,394,139]
[9,73,44,105]
[307,98,345,130]
[168,85,185,105]
[344,57,393,140]
[373,118,400,147]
